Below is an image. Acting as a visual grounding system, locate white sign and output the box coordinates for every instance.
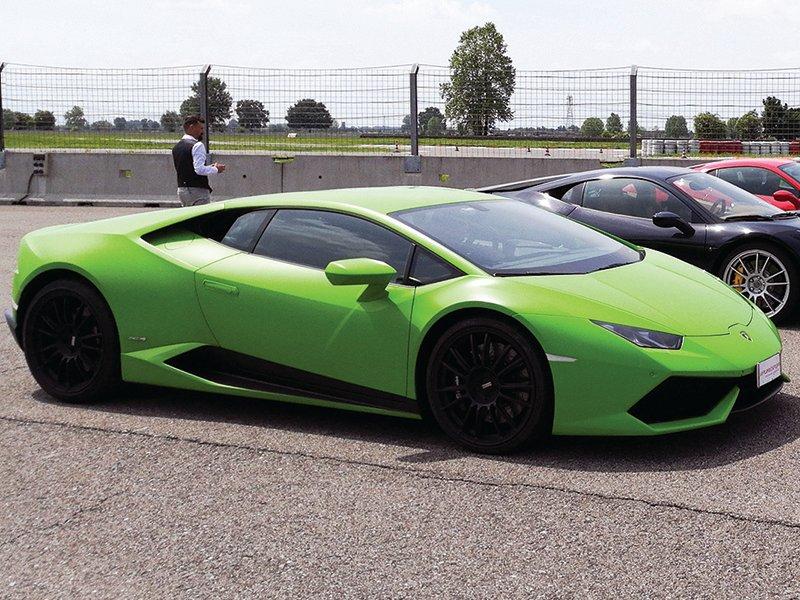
[757,353,781,388]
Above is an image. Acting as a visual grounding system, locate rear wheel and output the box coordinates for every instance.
[425,318,551,454]
[22,279,121,403]
[719,243,798,323]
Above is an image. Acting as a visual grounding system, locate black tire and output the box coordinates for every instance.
[21,279,121,403]
[717,242,799,324]
[425,318,552,454]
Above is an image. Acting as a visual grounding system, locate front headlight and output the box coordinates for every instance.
[592,320,683,350]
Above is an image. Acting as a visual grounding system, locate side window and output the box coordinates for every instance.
[254,209,413,279]
[560,183,584,204]
[410,247,462,285]
[717,167,796,196]
[583,178,694,222]
[221,210,273,251]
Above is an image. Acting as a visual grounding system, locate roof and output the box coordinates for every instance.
[222,186,492,215]
[694,158,795,169]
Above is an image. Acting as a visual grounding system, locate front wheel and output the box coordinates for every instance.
[22,279,121,403]
[719,243,798,323]
[425,318,551,454]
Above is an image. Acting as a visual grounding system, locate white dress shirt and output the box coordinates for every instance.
[181,134,218,176]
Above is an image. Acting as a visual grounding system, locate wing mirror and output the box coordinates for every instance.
[325,258,396,301]
[772,189,800,209]
[652,211,695,236]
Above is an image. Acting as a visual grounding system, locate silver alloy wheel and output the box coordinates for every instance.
[723,249,790,318]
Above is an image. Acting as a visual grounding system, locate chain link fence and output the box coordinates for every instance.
[3,61,800,159]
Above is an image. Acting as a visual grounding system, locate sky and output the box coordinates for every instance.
[2,0,800,70]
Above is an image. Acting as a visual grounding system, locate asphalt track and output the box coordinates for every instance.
[1,206,800,599]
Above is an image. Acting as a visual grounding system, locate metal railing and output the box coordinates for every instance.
[3,62,800,159]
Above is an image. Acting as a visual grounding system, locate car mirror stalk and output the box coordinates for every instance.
[653,211,695,236]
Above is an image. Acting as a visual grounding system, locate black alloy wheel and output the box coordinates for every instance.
[22,279,121,402]
[426,318,551,453]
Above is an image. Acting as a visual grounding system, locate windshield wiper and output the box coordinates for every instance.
[721,214,773,222]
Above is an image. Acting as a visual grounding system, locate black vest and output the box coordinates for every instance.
[172,139,211,191]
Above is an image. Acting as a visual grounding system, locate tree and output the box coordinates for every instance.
[693,112,726,139]
[3,109,14,131]
[286,98,333,129]
[113,117,127,131]
[762,96,788,139]
[33,110,56,130]
[580,117,604,137]
[160,111,182,132]
[235,99,269,131]
[664,115,688,138]
[726,117,739,139]
[734,110,763,140]
[12,112,34,130]
[400,114,412,133]
[440,22,515,136]
[64,106,87,130]
[605,113,623,135]
[91,120,112,131]
[418,106,446,135]
[179,76,232,129]
[425,116,445,136]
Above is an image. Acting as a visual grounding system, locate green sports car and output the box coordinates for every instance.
[6,187,785,453]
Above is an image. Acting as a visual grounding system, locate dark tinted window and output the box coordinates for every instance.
[583,178,694,222]
[221,210,272,251]
[255,209,413,278]
[560,183,584,204]
[410,248,462,285]
[716,166,796,196]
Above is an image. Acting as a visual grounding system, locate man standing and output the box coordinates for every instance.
[172,115,226,206]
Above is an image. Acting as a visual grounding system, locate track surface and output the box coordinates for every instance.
[1,207,799,599]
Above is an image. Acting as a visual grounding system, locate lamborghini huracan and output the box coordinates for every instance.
[6,187,785,453]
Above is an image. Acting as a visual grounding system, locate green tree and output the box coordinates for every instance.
[734,110,763,140]
[286,98,333,129]
[91,120,112,131]
[664,115,688,138]
[726,117,738,139]
[762,96,788,139]
[2,109,14,131]
[113,117,127,131]
[605,113,623,135]
[693,112,727,139]
[418,106,446,134]
[179,76,232,130]
[33,110,56,130]
[425,116,445,136]
[160,111,182,132]
[580,117,604,137]
[400,114,412,133]
[235,99,270,130]
[440,22,516,136]
[12,112,34,130]
[64,105,87,130]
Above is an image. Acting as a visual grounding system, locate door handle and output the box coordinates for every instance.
[202,279,239,296]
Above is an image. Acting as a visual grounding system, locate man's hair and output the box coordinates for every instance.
[183,115,205,128]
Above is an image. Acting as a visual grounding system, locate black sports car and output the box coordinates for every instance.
[479,167,800,322]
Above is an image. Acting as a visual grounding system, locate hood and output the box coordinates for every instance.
[506,250,752,336]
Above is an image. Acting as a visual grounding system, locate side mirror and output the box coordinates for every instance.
[773,189,800,209]
[652,211,695,236]
[325,258,397,301]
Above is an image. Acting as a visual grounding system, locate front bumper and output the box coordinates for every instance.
[5,307,20,348]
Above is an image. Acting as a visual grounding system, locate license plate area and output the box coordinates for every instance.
[757,353,781,388]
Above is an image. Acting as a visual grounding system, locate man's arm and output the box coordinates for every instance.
[191,142,219,176]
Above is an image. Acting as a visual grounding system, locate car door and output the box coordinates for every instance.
[194,208,416,404]
[563,177,709,267]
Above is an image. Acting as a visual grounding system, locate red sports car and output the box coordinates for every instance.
[692,158,800,211]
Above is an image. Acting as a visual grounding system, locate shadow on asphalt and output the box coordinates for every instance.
[31,383,800,473]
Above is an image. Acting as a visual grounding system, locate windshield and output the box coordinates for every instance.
[778,161,800,181]
[669,172,780,219]
[392,199,642,275]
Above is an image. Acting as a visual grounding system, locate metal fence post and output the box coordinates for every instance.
[409,64,419,156]
[199,64,211,152]
[0,63,6,158]
[629,64,638,159]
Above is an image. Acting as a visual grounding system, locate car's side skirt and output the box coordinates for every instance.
[165,345,419,415]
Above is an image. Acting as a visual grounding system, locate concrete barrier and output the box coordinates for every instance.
[0,150,704,205]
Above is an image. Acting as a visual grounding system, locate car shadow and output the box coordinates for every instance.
[31,384,800,474]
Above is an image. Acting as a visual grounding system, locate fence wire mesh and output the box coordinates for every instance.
[4,62,800,159]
